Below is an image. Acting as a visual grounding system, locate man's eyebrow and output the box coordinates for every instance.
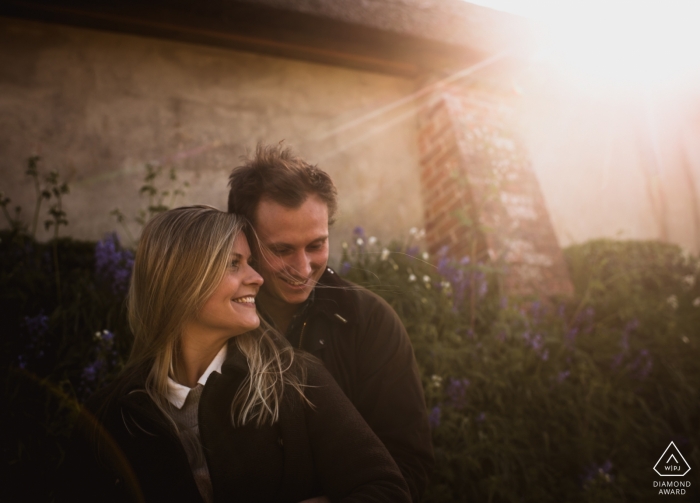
[266,236,328,248]
[265,242,292,250]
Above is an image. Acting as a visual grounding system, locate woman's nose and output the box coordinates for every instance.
[246,266,264,286]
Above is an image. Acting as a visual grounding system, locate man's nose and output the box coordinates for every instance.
[289,251,312,277]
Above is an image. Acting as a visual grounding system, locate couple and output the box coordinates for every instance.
[61,144,433,502]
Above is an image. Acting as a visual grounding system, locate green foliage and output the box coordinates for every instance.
[2,159,699,501]
[111,162,189,245]
[1,231,132,502]
[341,233,700,502]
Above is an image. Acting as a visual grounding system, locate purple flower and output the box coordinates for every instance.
[629,349,653,379]
[477,272,488,298]
[437,258,471,309]
[24,312,49,337]
[530,334,543,351]
[340,261,351,275]
[572,306,596,335]
[557,370,570,383]
[79,329,120,398]
[95,233,134,295]
[406,246,419,258]
[81,360,103,383]
[611,319,638,368]
[428,406,441,429]
[565,327,579,348]
[522,331,548,360]
[446,378,470,409]
[582,307,595,334]
[353,226,365,239]
[582,460,614,486]
[101,330,115,343]
[476,412,486,423]
[18,312,50,368]
[611,353,624,369]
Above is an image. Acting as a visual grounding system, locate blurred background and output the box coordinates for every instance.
[2,0,698,265]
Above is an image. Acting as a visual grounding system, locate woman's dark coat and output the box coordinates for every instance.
[58,346,410,503]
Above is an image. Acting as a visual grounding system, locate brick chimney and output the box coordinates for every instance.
[418,85,574,298]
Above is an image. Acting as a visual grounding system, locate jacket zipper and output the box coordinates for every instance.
[297,320,308,349]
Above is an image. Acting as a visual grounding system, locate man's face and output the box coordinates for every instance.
[253,195,329,307]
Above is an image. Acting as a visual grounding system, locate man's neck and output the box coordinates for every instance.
[258,289,303,335]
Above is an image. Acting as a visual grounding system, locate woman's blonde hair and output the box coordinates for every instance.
[125,205,307,428]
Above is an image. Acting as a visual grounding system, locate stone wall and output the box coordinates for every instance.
[0,16,424,262]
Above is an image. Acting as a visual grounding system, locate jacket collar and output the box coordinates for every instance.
[309,267,359,327]
[116,343,248,433]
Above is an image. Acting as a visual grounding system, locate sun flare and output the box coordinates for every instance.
[470,0,700,90]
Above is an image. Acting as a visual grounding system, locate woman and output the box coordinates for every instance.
[59,206,409,503]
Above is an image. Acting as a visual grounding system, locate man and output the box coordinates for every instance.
[228,144,433,501]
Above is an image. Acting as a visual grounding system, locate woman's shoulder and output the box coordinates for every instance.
[293,350,333,386]
[82,364,149,417]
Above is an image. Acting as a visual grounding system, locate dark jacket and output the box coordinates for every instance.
[279,268,434,502]
[58,345,410,503]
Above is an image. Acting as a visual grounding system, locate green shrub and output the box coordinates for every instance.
[341,232,700,502]
[2,218,699,501]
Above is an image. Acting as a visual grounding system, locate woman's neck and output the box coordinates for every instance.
[257,289,302,335]
[173,332,227,388]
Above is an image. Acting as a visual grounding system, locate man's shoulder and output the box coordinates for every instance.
[317,267,395,305]
[314,267,403,326]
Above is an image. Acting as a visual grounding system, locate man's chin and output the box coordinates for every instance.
[280,286,313,304]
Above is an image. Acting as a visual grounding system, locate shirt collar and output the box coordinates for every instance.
[166,344,228,409]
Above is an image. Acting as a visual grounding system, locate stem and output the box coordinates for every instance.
[31,174,43,239]
[470,239,476,331]
[52,194,63,305]
[119,221,136,247]
[1,205,14,228]
[53,238,62,306]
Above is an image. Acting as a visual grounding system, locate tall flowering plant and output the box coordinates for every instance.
[339,229,700,503]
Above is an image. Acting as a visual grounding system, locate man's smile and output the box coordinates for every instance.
[281,276,310,287]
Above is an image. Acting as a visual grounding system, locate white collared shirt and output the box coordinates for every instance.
[166,344,228,409]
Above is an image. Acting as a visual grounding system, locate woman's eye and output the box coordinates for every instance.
[230,260,240,270]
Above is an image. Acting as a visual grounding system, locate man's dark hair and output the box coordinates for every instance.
[228,143,338,224]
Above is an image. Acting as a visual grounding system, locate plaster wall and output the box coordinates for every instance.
[0,17,424,263]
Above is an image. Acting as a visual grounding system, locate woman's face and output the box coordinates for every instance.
[190,234,264,340]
